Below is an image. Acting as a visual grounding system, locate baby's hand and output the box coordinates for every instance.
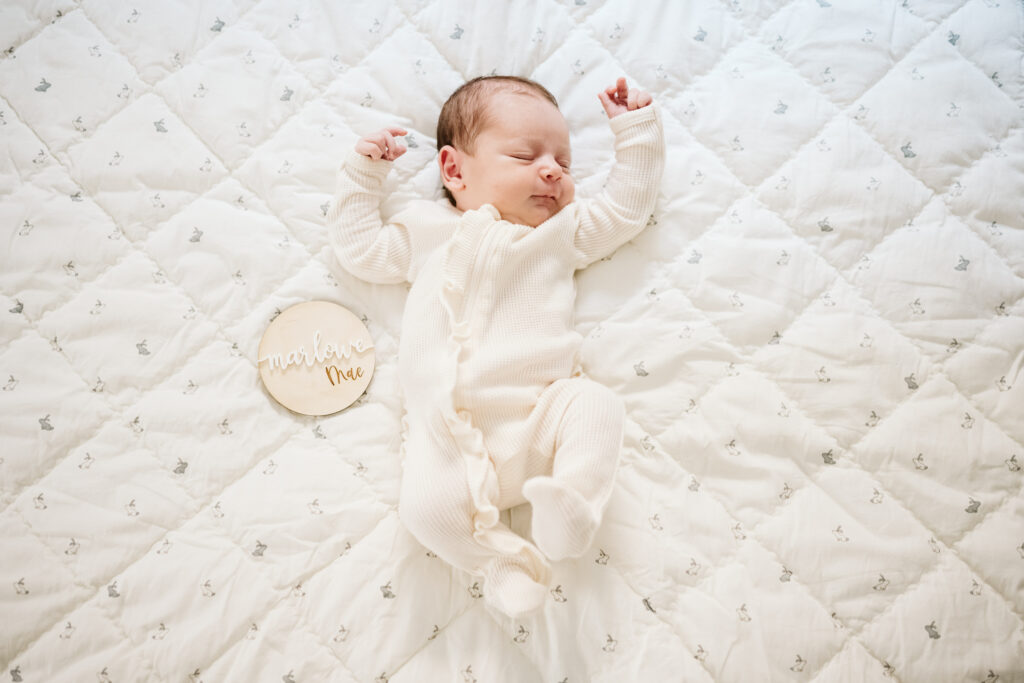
[354,126,408,161]
[597,77,652,118]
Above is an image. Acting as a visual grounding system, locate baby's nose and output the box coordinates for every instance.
[540,159,562,180]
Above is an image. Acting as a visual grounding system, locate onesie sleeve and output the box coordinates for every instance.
[572,105,665,269]
[326,150,415,285]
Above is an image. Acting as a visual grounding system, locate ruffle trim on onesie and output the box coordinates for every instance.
[438,206,551,584]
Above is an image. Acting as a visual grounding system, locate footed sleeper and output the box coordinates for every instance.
[329,105,664,617]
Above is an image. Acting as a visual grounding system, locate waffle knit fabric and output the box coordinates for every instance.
[328,105,664,617]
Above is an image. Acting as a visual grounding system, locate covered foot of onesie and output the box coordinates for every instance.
[522,476,600,561]
[484,557,548,618]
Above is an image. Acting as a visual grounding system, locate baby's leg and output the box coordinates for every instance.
[398,425,551,618]
[521,378,624,561]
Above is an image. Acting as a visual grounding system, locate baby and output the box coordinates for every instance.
[328,75,664,617]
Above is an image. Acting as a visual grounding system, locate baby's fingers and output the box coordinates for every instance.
[597,90,617,117]
[615,77,628,102]
[383,128,408,160]
[354,136,384,159]
[627,88,652,110]
[355,127,408,160]
[381,132,398,160]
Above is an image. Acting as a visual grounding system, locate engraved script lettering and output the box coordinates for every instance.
[325,365,364,386]
[258,330,373,371]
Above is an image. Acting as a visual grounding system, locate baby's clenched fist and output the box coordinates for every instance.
[598,77,653,119]
[355,126,408,161]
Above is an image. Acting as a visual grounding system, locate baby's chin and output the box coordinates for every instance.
[503,199,568,228]
[502,210,551,228]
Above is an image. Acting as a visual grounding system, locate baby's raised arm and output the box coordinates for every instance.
[329,127,457,284]
[326,127,415,284]
[572,76,664,269]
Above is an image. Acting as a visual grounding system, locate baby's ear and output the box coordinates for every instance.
[438,145,465,193]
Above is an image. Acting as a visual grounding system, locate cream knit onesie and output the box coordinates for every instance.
[328,105,664,617]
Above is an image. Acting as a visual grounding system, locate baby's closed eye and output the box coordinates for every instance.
[508,152,571,172]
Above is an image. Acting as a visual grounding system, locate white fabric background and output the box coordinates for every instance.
[1,0,1022,680]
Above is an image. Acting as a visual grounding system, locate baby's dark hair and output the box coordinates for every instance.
[436,75,559,204]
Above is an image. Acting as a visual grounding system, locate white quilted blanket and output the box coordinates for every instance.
[2,0,1023,681]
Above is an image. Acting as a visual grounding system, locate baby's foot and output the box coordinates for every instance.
[522,476,600,561]
[484,561,548,618]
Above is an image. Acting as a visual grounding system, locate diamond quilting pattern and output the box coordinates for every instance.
[944,0,1024,102]
[757,466,941,630]
[64,93,231,240]
[758,117,933,273]
[2,0,1022,680]
[669,196,839,351]
[0,10,148,154]
[33,250,221,406]
[0,293,30,346]
[79,0,243,85]
[296,513,467,681]
[0,165,129,320]
[597,424,743,593]
[811,638,900,682]
[232,100,361,250]
[156,27,315,169]
[858,552,1024,681]
[240,2,405,91]
[647,117,749,243]
[583,0,746,92]
[753,277,933,450]
[899,0,972,24]
[198,602,360,683]
[143,178,315,328]
[320,25,465,145]
[854,23,1020,194]
[13,431,195,587]
[0,333,113,502]
[0,511,91,663]
[12,601,143,683]
[661,543,849,680]
[407,0,573,79]
[853,374,1022,545]
[943,311,1024,444]
[211,433,394,588]
[580,288,745,439]
[112,522,284,679]
[759,0,932,107]
[670,374,835,524]
[129,340,294,501]
[0,100,54,195]
[673,38,839,188]
[851,198,1024,360]
[945,126,1024,277]
[954,490,1024,615]
[0,3,47,52]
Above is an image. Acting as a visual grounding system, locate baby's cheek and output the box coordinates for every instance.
[563,182,576,206]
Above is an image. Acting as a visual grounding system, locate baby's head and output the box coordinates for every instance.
[436,76,575,228]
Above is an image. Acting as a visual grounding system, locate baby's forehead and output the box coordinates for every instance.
[474,90,568,140]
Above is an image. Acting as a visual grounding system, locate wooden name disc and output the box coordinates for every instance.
[257,301,375,416]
